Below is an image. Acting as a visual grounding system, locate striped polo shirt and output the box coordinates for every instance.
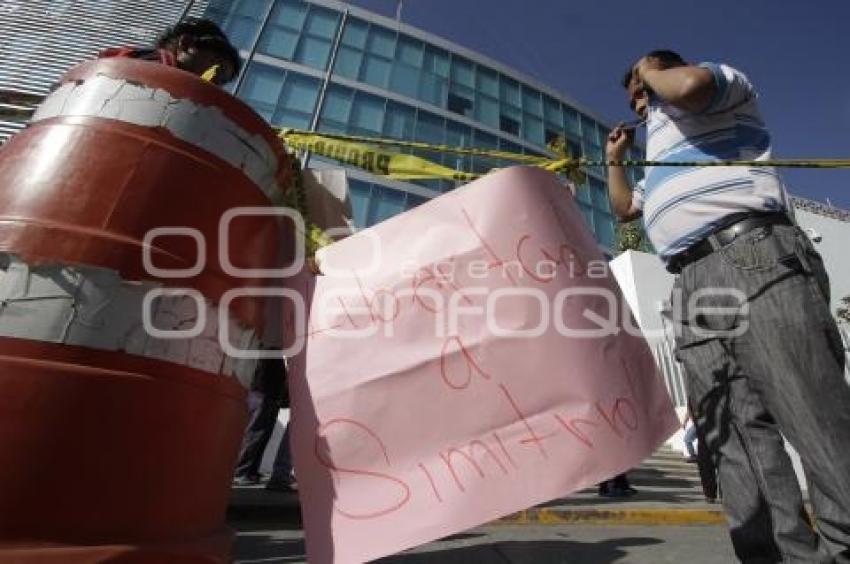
[632,62,792,262]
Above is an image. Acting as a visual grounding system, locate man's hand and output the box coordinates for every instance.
[632,56,715,114]
[605,123,641,222]
[606,124,634,162]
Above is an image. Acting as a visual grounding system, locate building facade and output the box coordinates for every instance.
[0,0,207,141]
[204,0,637,252]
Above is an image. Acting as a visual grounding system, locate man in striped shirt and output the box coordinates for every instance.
[607,50,850,562]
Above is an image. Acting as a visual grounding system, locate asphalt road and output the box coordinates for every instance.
[232,523,737,563]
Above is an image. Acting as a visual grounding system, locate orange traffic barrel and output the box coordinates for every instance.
[0,59,294,562]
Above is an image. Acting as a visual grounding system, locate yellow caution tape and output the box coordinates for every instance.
[279,129,587,185]
[282,130,478,181]
[277,129,850,185]
[281,128,550,164]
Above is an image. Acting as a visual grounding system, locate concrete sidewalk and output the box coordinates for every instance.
[227,447,726,528]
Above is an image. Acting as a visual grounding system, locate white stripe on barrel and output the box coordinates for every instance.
[0,254,261,387]
[32,75,284,205]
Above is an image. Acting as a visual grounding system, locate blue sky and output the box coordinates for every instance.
[349,0,850,208]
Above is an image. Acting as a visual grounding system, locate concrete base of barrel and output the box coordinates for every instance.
[0,338,248,563]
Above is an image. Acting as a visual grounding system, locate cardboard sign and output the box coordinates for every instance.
[286,167,678,563]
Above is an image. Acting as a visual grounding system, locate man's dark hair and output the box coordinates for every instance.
[156,18,241,76]
[621,49,687,88]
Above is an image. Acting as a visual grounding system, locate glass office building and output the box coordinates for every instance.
[0,0,208,141]
[205,0,641,252]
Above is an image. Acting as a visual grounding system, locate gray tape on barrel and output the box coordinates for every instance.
[33,75,283,205]
[0,254,259,387]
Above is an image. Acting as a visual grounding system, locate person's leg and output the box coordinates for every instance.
[683,424,698,458]
[725,227,850,561]
[234,391,280,480]
[678,337,825,563]
[673,225,840,562]
[266,421,296,491]
[612,473,630,489]
[693,413,719,502]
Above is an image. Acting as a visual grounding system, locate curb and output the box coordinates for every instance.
[498,508,727,526]
[226,503,727,528]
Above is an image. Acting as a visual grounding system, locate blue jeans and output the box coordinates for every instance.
[270,422,293,482]
[673,223,850,563]
[683,424,698,458]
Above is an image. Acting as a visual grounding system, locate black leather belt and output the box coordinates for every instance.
[666,212,792,274]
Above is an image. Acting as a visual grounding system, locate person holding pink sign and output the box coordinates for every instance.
[607,49,850,562]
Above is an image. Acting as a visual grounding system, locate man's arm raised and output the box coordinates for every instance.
[605,125,642,223]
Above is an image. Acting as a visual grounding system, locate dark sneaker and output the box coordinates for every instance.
[685,456,698,463]
[600,486,638,498]
[232,474,262,486]
[265,478,298,492]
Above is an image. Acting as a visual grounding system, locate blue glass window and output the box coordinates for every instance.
[258,27,298,60]
[221,17,259,50]
[350,93,385,134]
[239,63,285,120]
[446,121,472,172]
[423,46,450,78]
[368,186,406,225]
[366,27,396,57]
[334,46,362,79]
[272,73,320,128]
[590,178,610,212]
[523,115,544,145]
[212,0,274,50]
[304,6,339,39]
[522,86,542,117]
[594,210,616,248]
[447,91,473,117]
[320,85,353,124]
[396,35,423,66]
[580,114,599,144]
[269,1,306,30]
[473,130,500,174]
[419,72,446,107]
[347,179,371,228]
[383,101,416,139]
[450,56,474,88]
[500,76,521,108]
[574,184,592,205]
[476,67,498,98]
[563,106,579,135]
[389,62,420,99]
[415,112,445,145]
[567,138,583,160]
[257,0,305,59]
[341,18,368,48]
[475,94,499,128]
[280,74,319,114]
[294,35,332,70]
[499,103,521,136]
[406,193,429,210]
[360,54,392,88]
[413,111,446,168]
[544,96,562,125]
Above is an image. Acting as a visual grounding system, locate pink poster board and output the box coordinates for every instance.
[284,167,678,563]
